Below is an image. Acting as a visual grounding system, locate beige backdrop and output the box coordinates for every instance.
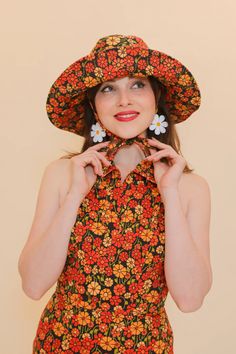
[1,0,235,353]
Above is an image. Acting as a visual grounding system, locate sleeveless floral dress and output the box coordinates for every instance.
[32,135,174,354]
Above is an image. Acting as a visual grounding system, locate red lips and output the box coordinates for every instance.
[114,111,140,122]
[114,110,139,116]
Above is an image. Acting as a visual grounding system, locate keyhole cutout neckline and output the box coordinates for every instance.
[100,134,157,184]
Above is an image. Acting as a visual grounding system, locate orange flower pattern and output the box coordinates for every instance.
[32,135,174,353]
[46,34,201,137]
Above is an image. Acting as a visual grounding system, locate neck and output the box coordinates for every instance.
[114,144,145,168]
[110,133,147,168]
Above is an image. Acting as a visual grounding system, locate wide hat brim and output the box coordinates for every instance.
[46,41,201,136]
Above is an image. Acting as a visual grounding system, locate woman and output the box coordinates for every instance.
[18,34,212,353]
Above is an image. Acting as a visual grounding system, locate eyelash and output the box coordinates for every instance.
[100,80,145,93]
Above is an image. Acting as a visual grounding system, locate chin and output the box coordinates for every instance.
[109,128,147,139]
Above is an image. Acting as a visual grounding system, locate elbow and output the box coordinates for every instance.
[176,278,213,313]
[21,280,43,300]
[22,282,43,300]
[178,298,204,313]
[177,288,211,313]
[18,259,44,300]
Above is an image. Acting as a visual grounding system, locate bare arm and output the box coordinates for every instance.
[162,173,212,313]
[18,160,85,300]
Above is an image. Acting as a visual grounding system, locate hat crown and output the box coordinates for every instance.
[90,34,149,55]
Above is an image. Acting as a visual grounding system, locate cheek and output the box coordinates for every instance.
[95,96,113,115]
[141,91,156,108]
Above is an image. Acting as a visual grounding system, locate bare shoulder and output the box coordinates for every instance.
[181,171,210,192]
[46,157,71,178]
[46,158,72,205]
[180,171,211,212]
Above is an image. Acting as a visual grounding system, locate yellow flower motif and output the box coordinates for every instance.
[86,275,92,283]
[87,281,101,296]
[61,339,70,351]
[118,47,127,58]
[140,229,154,242]
[159,233,165,244]
[99,199,110,210]
[46,104,53,113]
[135,205,143,215]
[112,312,125,323]
[100,288,112,301]
[191,96,201,106]
[94,67,103,78]
[104,277,113,287]
[64,309,73,321]
[103,236,112,247]
[77,311,91,326]
[70,294,80,306]
[90,222,107,235]
[146,65,154,75]
[122,209,134,223]
[103,210,119,223]
[146,290,160,303]
[124,292,131,299]
[106,36,121,46]
[130,321,144,335]
[113,264,127,278]
[127,257,135,268]
[133,72,146,77]
[144,251,153,264]
[156,245,164,254]
[178,74,191,86]
[99,336,117,351]
[52,322,65,336]
[153,340,166,353]
[92,265,99,274]
[84,76,99,87]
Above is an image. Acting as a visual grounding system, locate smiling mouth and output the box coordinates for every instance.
[115,113,140,121]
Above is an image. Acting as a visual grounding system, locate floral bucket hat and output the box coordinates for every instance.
[46,34,201,136]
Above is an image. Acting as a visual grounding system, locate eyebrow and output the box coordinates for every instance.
[102,77,145,84]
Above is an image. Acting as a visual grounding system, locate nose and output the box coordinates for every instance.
[116,88,132,106]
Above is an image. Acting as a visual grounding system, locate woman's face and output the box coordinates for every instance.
[94,76,157,139]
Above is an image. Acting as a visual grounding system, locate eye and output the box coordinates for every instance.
[100,80,145,93]
[100,85,113,93]
[132,80,145,88]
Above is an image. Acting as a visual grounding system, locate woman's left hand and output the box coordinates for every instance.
[146,137,187,192]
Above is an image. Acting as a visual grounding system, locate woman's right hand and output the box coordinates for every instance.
[68,141,111,198]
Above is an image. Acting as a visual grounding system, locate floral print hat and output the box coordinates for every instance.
[46,34,201,136]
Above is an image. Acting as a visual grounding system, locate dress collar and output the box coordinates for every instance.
[100,134,156,184]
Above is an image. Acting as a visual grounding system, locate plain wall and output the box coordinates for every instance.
[1,0,236,353]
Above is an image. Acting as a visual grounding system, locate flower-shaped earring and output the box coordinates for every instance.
[89,105,107,142]
[90,121,107,142]
[149,112,168,135]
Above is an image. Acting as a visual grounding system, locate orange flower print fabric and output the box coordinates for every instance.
[32,136,174,353]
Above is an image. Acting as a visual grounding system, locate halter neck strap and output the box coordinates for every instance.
[105,134,152,162]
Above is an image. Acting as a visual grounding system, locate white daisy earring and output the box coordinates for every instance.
[149,111,168,135]
[90,121,107,142]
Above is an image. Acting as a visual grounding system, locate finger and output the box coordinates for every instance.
[146,150,175,161]
[94,151,111,166]
[88,141,110,151]
[93,156,103,175]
